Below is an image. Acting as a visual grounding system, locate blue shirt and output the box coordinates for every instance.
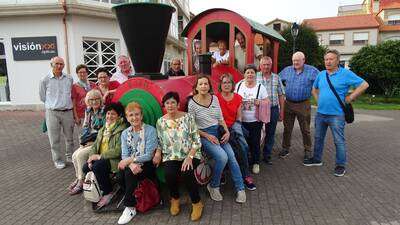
[39,71,73,110]
[280,64,319,101]
[313,67,364,116]
[121,124,158,163]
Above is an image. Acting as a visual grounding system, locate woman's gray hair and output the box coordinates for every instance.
[84,89,103,107]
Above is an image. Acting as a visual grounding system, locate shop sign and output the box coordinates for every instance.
[12,36,58,61]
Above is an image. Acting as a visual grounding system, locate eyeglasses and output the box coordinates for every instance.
[88,98,101,103]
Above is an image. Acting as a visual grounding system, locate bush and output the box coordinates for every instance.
[349,40,400,98]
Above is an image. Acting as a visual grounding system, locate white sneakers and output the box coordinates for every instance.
[54,161,66,169]
[252,164,260,174]
[207,184,223,201]
[118,207,136,224]
[236,190,246,203]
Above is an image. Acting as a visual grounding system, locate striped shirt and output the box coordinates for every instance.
[279,64,319,101]
[39,71,73,110]
[188,95,223,129]
[256,72,285,106]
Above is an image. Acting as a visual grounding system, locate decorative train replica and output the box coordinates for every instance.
[111,2,285,126]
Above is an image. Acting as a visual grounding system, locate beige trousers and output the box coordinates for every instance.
[72,144,92,180]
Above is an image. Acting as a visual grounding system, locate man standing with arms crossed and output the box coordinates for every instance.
[39,56,74,169]
[304,50,369,177]
[279,52,319,162]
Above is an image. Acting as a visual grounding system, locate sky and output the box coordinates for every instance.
[189,0,364,24]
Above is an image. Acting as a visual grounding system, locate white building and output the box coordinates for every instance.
[0,0,190,109]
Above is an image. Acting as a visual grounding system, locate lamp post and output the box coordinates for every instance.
[291,22,299,54]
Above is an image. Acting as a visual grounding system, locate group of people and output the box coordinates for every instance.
[39,45,369,224]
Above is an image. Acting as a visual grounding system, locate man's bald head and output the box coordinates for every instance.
[292,51,305,71]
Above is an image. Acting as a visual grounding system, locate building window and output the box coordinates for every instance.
[353,32,368,45]
[273,23,281,32]
[83,39,118,81]
[329,33,344,45]
[388,14,400,25]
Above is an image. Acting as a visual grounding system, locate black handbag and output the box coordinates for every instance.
[80,127,98,145]
[325,73,354,124]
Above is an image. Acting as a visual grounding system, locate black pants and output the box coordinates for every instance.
[119,161,156,207]
[163,159,201,204]
[242,121,263,164]
[82,159,113,195]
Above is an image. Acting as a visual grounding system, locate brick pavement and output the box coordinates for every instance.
[0,110,400,225]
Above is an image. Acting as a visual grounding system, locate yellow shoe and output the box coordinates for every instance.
[170,198,180,216]
[191,201,203,221]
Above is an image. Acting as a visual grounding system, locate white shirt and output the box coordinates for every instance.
[212,50,229,63]
[234,44,262,73]
[235,81,268,122]
[110,69,134,84]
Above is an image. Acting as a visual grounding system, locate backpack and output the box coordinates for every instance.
[83,171,102,202]
[236,81,262,99]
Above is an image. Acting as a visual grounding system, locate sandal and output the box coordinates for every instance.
[69,183,83,195]
[68,179,78,191]
[96,193,113,209]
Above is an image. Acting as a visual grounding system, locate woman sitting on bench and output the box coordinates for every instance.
[83,102,127,209]
[153,92,203,221]
[117,102,158,225]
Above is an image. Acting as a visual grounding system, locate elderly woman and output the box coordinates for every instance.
[82,102,127,208]
[94,67,120,105]
[68,89,105,195]
[188,75,246,203]
[212,40,229,67]
[117,102,158,225]
[153,92,203,221]
[235,64,268,174]
[216,73,256,191]
[72,64,96,126]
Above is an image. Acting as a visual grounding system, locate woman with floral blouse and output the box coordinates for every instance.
[153,91,203,221]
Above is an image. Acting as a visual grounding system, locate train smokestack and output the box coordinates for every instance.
[113,3,175,80]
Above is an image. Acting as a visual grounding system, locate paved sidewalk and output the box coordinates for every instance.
[0,110,400,225]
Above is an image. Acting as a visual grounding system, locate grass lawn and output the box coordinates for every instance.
[310,95,400,110]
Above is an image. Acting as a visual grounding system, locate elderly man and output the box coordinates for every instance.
[234,32,262,73]
[304,50,369,177]
[110,55,134,84]
[257,56,285,165]
[165,58,185,76]
[39,56,74,169]
[279,52,319,161]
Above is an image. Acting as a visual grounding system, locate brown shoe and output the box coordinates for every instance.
[170,198,180,216]
[69,182,83,195]
[191,201,203,221]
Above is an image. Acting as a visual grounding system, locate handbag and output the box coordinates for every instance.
[80,127,98,145]
[194,153,213,185]
[83,171,103,203]
[134,179,160,213]
[325,73,354,124]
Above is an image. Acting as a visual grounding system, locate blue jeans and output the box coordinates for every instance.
[230,122,250,178]
[201,125,244,191]
[313,113,346,166]
[263,106,280,159]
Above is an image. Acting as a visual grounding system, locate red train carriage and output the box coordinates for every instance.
[112,3,285,126]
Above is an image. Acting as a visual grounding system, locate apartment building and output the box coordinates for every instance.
[304,0,400,67]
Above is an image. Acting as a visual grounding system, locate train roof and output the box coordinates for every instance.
[181,8,286,42]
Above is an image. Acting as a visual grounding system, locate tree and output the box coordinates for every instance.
[278,24,326,72]
[349,40,400,98]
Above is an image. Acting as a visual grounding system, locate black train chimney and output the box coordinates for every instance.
[113,3,175,80]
